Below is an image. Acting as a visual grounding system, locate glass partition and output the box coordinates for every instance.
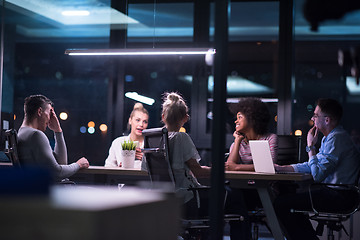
[293,0,360,161]
[2,0,360,165]
[0,0,200,165]
[128,2,194,43]
[204,1,280,149]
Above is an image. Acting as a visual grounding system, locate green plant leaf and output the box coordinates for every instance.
[121,140,136,150]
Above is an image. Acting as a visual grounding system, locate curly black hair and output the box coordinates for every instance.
[230,98,271,135]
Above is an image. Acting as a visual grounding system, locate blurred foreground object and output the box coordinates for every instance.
[303,0,360,31]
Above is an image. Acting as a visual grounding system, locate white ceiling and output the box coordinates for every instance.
[4,0,360,40]
[7,0,138,25]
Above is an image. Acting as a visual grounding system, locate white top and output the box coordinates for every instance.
[104,135,144,169]
[168,132,202,203]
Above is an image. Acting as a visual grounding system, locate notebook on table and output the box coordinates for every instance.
[249,140,276,174]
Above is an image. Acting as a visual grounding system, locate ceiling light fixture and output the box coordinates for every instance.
[207,98,278,103]
[65,48,216,56]
[125,92,155,105]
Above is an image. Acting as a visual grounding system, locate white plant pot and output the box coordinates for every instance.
[120,150,136,168]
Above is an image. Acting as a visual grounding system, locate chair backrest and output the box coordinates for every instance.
[142,127,175,189]
[5,129,21,167]
[277,135,302,165]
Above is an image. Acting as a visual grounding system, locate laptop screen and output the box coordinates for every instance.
[249,140,275,174]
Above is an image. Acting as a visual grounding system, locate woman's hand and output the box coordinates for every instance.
[48,108,62,133]
[225,160,239,171]
[225,131,245,171]
[233,131,245,143]
[135,148,143,160]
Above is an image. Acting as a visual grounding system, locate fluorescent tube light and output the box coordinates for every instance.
[207,98,278,103]
[125,92,155,106]
[65,48,216,56]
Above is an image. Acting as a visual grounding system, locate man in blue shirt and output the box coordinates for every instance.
[274,98,360,240]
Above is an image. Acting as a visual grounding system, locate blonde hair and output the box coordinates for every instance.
[128,103,149,129]
[161,92,188,130]
[130,103,149,118]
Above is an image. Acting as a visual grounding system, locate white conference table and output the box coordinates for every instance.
[73,165,150,185]
[78,165,148,176]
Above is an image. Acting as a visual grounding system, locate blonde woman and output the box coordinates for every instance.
[105,103,149,169]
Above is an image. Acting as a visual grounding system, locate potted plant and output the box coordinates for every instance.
[119,140,137,168]
[121,140,137,151]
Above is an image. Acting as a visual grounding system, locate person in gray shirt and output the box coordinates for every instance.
[17,94,89,181]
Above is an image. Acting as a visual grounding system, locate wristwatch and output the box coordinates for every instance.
[306,145,316,152]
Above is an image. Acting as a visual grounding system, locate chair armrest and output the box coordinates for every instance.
[310,182,358,190]
[142,148,164,153]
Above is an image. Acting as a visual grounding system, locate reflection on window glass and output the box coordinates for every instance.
[128,3,194,42]
[123,55,205,133]
[293,0,360,157]
[207,1,280,138]
[3,1,112,165]
[210,1,279,42]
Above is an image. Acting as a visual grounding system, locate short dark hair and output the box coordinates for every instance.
[230,98,271,135]
[24,95,53,120]
[316,98,343,124]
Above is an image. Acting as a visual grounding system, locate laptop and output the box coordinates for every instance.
[249,140,275,174]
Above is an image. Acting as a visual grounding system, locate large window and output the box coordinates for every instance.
[0,0,201,165]
[1,0,360,165]
[293,0,360,160]
[201,1,280,149]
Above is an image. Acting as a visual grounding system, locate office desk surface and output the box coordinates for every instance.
[225,171,313,189]
[226,171,312,181]
[78,166,148,176]
[72,166,149,185]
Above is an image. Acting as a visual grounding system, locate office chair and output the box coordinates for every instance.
[292,179,360,240]
[143,127,242,240]
[277,135,302,165]
[5,129,21,167]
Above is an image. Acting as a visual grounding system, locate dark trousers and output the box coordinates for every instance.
[274,185,359,240]
[224,188,253,240]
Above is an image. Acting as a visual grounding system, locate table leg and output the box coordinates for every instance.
[257,187,285,240]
